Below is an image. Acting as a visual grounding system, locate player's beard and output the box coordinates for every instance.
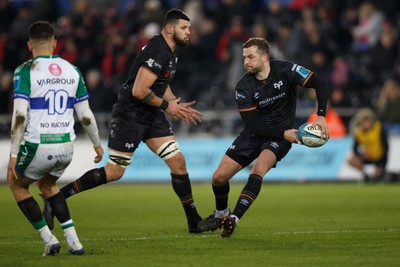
[245,65,263,75]
[173,33,189,47]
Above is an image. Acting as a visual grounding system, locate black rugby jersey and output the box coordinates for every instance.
[112,34,178,118]
[235,60,312,132]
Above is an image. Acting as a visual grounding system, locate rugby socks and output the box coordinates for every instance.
[213,182,230,211]
[60,167,107,199]
[61,219,79,247]
[17,197,53,243]
[48,193,80,248]
[171,173,202,224]
[232,174,263,219]
[47,192,71,223]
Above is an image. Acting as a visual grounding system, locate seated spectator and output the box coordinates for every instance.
[347,108,388,182]
[375,78,400,134]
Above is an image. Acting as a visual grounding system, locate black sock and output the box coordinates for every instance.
[60,167,107,199]
[171,173,201,225]
[17,196,43,223]
[232,174,263,219]
[47,192,71,224]
[213,182,230,211]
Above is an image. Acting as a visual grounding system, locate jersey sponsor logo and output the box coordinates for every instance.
[49,63,62,76]
[294,65,311,79]
[13,76,21,91]
[47,151,73,160]
[274,80,283,89]
[36,78,76,86]
[17,146,28,166]
[229,145,236,150]
[258,92,286,106]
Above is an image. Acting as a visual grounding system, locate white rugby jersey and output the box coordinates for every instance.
[13,55,89,144]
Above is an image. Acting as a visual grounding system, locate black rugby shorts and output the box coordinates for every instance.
[108,111,173,153]
[226,130,292,168]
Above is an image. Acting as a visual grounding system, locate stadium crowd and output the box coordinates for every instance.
[1,0,400,136]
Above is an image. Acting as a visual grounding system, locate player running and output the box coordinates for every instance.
[7,21,103,255]
[198,37,330,237]
[42,9,205,233]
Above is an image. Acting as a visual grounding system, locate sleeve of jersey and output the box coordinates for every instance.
[74,101,100,147]
[10,98,29,157]
[140,51,166,77]
[288,62,328,117]
[13,63,31,100]
[74,66,89,103]
[236,85,284,139]
[303,73,328,117]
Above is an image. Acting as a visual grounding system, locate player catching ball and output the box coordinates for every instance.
[198,37,330,237]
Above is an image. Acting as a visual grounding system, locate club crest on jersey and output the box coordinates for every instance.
[274,80,283,89]
[49,63,62,76]
[145,58,155,67]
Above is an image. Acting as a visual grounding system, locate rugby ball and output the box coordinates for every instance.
[297,123,327,147]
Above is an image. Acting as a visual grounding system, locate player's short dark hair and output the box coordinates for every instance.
[243,37,271,55]
[163,9,190,27]
[28,21,55,41]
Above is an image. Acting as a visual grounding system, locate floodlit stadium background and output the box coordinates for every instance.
[1,0,400,182]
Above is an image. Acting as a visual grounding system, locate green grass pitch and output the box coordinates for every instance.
[0,183,399,267]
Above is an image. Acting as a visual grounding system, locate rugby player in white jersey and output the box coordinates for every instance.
[7,21,104,256]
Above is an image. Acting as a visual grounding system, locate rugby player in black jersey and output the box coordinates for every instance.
[41,9,205,233]
[198,37,330,237]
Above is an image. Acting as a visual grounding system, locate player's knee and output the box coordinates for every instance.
[107,151,131,181]
[212,171,229,186]
[156,140,180,160]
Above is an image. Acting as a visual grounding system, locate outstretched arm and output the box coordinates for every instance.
[132,67,193,122]
[163,85,203,125]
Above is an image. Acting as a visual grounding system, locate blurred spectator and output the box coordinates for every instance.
[215,15,249,94]
[347,108,388,182]
[85,68,117,112]
[0,71,12,114]
[0,0,17,34]
[369,20,398,84]
[351,1,384,52]
[375,78,400,135]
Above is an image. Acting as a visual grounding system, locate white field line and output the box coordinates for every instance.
[0,228,398,245]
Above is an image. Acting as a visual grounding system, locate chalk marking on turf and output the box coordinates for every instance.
[274,228,400,235]
[1,228,398,245]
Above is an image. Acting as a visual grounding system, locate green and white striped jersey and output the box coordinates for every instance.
[13,55,89,144]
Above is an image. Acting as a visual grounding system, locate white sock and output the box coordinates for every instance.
[215,208,230,218]
[61,220,79,246]
[38,225,53,243]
